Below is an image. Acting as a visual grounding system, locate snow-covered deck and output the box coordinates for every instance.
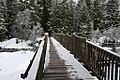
[44,37,95,80]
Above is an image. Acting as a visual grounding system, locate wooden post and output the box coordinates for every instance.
[85,42,88,64]
[92,47,99,76]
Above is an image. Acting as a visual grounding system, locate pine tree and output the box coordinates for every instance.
[74,0,92,37]
[51,0,74,34]
[101,0,120,30]
[0,1,7,41]
[5,0,14,38]
[92,0,102,30]
[22,0,52,34]
[41,0,52,33]
[12,9,32,40]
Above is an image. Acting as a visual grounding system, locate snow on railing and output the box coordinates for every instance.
[35,33,48,80]
[86,40,120,57]
[21,39,44,80]
[86,40,120,80]
[20,33,48,80]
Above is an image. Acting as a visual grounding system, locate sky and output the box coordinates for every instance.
[73,0,79,2]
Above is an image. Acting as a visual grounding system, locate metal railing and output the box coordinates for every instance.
[53,33,120,80]
[21,33,48,80]
[35,33,48,80]
[21,40,42,79]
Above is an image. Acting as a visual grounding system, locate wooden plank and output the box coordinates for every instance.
[44,41,70,80]
[44,38,95,80]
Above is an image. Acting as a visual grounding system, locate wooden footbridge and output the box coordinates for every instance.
[21,33,120,80]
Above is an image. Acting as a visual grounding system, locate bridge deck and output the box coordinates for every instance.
[43,38,95,80]
[44,41,71,80]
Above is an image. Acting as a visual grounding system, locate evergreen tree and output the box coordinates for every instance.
[22,0,52,34]
[41,0,52,33]
[92,0,102,30]
[0,1,7,41]
[12,9,32,40]
[74,0,92,37]
[51,0,74,34]
[5,0,14,38]
[101,0,120,30]
[20,0,42,26]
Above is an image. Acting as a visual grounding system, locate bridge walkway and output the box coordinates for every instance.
[44,40,71,80]
[43,38,94,80]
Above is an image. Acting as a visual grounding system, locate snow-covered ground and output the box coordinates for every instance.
[0,38,32,49]
[24,39,44,80]
[0,51,34,80]
[0,38,41,80]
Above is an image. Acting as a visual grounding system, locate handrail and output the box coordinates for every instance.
[86,40,120,57]
[86,40,120,80]
[35,33,48,80]
[53,34,120,80]
[21,40,42,79]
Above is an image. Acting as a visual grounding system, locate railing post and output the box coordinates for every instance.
[72,35,76,58]
[82,38,86,62]
[70,36,73,52]
[35,33,48,80]
[85,41,88,64]
[93,47,99,75]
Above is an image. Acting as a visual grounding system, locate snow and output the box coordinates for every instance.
[98,36,110,44]
[0,51,34,80]
[51,37,95,79]
[93,77,99,80]
[0,37,43,80]
[73,0,79,3]
[24,40,44,80]
[36,37,44,42]
[0,38,32,49]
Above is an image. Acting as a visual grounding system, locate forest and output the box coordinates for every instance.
[0,0,120,42]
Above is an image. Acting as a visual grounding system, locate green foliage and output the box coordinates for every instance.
[74,0,92,37]
[41,0,52,32]
[92,0,102,30]
[101,0,120,30]
[51,0,74,34]
[22,0,52,33]
[12,9,32,40]
[2,0,119,40]
[0,1,7,41]
[0,27,6,41]
[5,0,23,38]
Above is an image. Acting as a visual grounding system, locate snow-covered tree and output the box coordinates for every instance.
[101,0,120,30]
[92,0,102,30]
[21,0,52,34]
[12,9,32,40]
[41,0,52,33]
[51,0,75,34]
[5,0,25,38]
[0,1,7,41]
[5,0,15,38]
[74,0,92,37]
